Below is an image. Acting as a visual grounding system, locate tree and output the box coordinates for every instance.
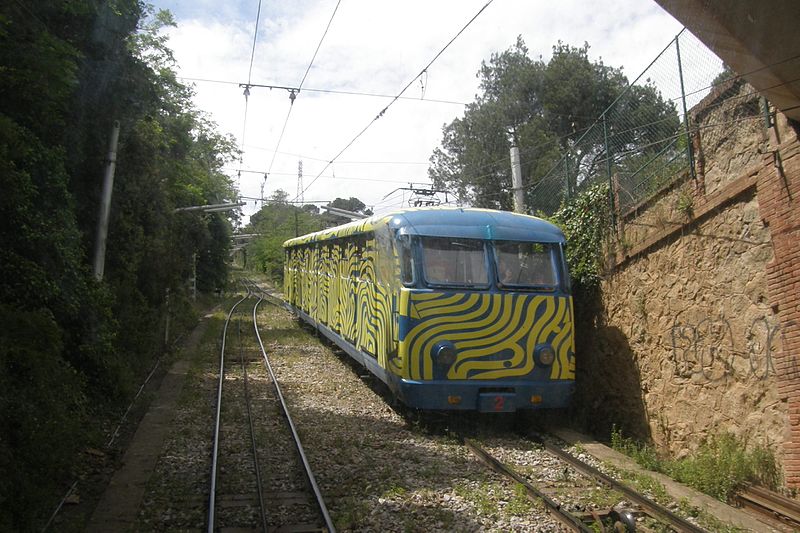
[330,196,368,213]
[0,2,238,527]
[245,193,372,282]
[246,189,323,281]
[323,196,373,225]
[429,38,679,214]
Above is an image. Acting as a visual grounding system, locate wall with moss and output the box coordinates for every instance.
[575,80,795,475]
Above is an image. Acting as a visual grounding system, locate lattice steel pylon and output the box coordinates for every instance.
[296,160,304,205]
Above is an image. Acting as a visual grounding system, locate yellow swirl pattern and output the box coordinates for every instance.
[403,292,574,381]
[284,233,574,386]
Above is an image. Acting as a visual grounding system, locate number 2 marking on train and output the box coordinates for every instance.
[494,396,505,411]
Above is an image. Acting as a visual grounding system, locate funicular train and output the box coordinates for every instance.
[283,207,575,412]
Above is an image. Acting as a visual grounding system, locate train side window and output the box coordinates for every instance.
[397,235,415,285]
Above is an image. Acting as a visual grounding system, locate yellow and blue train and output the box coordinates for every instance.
[283,207,575,412]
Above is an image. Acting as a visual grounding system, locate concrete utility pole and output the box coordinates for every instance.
[191,253,197,302]
[510,143,525,214]
[164,288,170,347]
[93,121,120,281]
[295,160,303,237]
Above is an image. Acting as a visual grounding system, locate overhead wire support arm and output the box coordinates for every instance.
[238,82,301,95]
[174,202,246,213]
[297,0,495,201]
[182,76,468,105]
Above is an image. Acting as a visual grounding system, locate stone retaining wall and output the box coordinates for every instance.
[579,79,800,484]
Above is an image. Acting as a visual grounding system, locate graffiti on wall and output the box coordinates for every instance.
[669,316,792,382]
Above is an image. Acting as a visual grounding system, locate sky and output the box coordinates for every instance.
[152,0,688,224]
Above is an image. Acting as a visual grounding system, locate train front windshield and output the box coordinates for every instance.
[420,237,488,287]
[494,241,558,290]
[418,236,560,290]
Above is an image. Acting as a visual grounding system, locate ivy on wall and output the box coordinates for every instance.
[552,182,612,289]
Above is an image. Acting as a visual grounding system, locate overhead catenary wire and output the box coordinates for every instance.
[238,22,799,213]
[244,145,429,165]
[265,0,342,177]
[180,77,469,106]
[244,144,431,168]
[436,58,800,206]
[296,0,495,201]
[245,59,799,209]
[298,0,341,90]
[186,56,800,119]
[238,0,264,166]
[225,167,428,184]
[246,0,263,86]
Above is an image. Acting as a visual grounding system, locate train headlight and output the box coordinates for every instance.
[535,344,556,366]
[433,342,457,367]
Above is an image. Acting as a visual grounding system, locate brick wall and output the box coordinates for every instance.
[757,115,800,485]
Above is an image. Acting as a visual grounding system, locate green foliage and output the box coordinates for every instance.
[0,306,88,530]
[669,434,780,500]
[551,182,611,288]
[0,0,237,527]
[246,190,321,281]
[325,196,373,224]
[505,483,534,515]
[244,191,370,283]
[711,64,736,87]
[610,427,663,471]
[611,428,780,501]
[675,190,694,219]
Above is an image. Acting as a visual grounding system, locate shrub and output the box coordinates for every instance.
[611,428,780,501]
[0,306,88,530]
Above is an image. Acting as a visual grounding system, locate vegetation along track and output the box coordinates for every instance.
[207,282,334,532]
[461,433,710,532]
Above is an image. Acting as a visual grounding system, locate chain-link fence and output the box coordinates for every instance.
[529,29,730,217]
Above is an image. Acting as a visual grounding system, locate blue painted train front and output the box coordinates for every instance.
[284,207,575,412]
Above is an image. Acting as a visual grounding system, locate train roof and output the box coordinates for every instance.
[283,207,566,247]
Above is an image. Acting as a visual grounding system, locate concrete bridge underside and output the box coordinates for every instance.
[656,0,800,122]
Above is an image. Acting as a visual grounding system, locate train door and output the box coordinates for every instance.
[294,247,303,309]
[310,243,319,322]
[352,234,366,352]
[317,243,330,326]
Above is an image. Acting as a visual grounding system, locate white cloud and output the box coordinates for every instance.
[158,0,690,223]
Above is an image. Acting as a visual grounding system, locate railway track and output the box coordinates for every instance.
[207,285,334,532]
[36,274,775,531]
[233,282,747,532]
[462,434,708,533]
[734,483,800,530]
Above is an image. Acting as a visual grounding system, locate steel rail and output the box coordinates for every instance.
[248,281,293,313]
[237,316,269,532]
[207,290,250,533]
[463,438,592,533]
[531,435,707,533]
[735,483,800,529]
[252,296,336,532]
